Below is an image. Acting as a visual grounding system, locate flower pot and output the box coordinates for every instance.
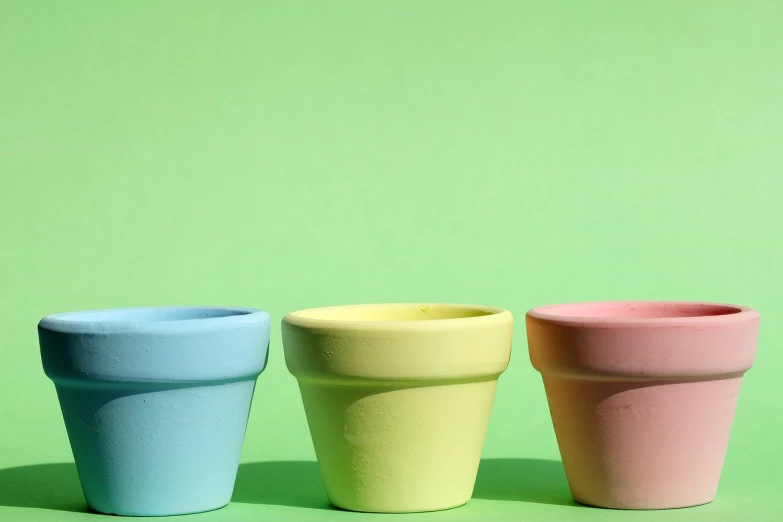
[38,306,270,517]
[282,303,513,513]
[526,301,759,510]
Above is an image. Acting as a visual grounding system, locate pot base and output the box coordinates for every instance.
[330,498,469,514]
[574,497,714,510]
[300,380,496,514]
[88,500,231,517]
[58,381,254,517]
[546,376,739,510]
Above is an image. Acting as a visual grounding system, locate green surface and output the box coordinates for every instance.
[1,1,781,520]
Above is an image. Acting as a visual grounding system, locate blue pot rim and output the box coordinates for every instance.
[39,306,269,335]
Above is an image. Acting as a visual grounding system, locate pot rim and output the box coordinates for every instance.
[283,303,511,331]
[39,306,268,335]
[527,300,758,327]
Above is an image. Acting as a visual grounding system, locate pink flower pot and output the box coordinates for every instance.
[526,301,759,510]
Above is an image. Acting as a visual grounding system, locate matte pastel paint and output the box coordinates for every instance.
[38,306,270,517]
[282,303,513,513]
[526,301,759,510]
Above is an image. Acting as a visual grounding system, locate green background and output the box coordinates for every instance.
[1,1,780,521]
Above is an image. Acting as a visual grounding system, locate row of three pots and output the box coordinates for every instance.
[39,301,759,516]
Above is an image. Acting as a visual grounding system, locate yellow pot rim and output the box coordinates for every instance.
[283,303,512,331]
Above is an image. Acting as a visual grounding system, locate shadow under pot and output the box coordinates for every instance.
[282,303,513,513]
[526,301,759,510]
[38,306,271,517]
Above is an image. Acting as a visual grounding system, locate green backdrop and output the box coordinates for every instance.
[1,1,780,521]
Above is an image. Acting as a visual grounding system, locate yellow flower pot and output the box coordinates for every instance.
[282,303,513,513]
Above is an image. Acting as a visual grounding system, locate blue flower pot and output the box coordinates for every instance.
[38,306,270,516]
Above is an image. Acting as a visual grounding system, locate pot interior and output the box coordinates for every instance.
[290,303,501,322]
[533,301,743,319]
[47,307,253,324]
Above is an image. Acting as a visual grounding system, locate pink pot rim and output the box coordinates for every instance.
[527,301,758,328]
[526,301,759,379]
